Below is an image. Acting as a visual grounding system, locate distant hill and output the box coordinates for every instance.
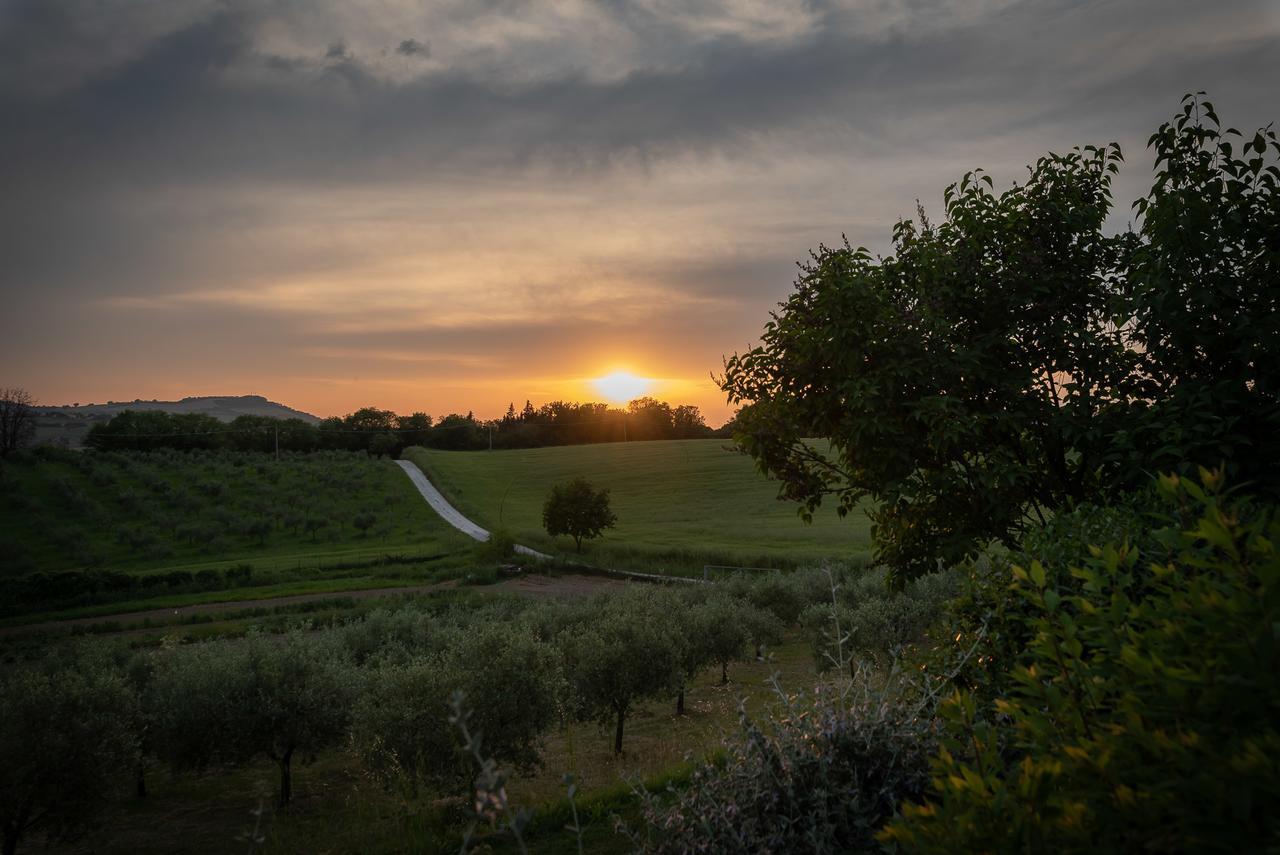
[30,395,321,448]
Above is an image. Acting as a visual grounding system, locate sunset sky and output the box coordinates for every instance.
[1,1,1277,424]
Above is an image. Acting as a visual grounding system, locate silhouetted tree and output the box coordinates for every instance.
[0,388,35,457]
[721,95,1280,585]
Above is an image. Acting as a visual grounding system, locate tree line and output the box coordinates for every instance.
[80,397,726,455]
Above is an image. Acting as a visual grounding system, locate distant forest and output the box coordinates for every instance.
[83,397,731,454]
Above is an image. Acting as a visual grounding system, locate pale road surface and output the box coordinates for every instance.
[394,459,552,559]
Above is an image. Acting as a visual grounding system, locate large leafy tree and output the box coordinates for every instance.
[720,95,1279,584]
[543,477,617,552]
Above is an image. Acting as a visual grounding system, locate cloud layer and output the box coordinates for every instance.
[1,0,1277,419]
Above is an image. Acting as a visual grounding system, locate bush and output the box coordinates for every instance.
[631,667,935,853]
[883,471,1280,852]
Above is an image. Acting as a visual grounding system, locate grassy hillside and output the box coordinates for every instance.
[0,448,470,581]
[404,439,872,571]
[30,395,320,448]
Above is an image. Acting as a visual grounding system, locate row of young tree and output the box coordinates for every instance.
[81,397,723,455]
[5,570,917,855]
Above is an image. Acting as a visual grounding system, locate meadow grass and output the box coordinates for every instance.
[404,439,873,573]
[0,449,472,579]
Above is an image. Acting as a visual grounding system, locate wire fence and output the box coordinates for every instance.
[702,564,779,580]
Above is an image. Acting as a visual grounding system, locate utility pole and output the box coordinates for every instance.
[488,425,493,451]
[623,414,628,442]
[274,426,279,459]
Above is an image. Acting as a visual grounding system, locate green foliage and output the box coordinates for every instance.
[0,448,466,615]
[351,622,559,794]
[542,477,617,552]
[632,667,934,853]
[690,593,757,684]
[720,95,1280,585]
[149,631,357,807]
[800,566,960,672]
[0,663,140,855]
[560,589,682,753]
[884,473,1280,852]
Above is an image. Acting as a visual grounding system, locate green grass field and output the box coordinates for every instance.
[1,448,467,577]
[0,448,477,620]
[403,439,872,571]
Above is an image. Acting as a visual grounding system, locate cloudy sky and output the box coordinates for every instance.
[1,0,1276,422]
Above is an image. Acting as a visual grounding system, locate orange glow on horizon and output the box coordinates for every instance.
[591,370,653,403]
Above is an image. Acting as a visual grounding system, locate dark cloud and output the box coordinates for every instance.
[0,0,1276,415]
[396,38,428,57]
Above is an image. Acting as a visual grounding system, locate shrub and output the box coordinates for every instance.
[631,667,934,853]
[883,471,1280,852]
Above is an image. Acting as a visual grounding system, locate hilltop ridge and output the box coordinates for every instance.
[30,395,320,447]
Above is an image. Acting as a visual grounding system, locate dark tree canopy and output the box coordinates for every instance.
[542,477,618,552]
[0,666,140,855]
[0,388,37,457]
[720,95,1280,585]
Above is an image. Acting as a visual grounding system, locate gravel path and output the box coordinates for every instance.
[394,459,551,559]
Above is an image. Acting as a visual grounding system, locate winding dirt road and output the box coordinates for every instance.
[394,459,551,559]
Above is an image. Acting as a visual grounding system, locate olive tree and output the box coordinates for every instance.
[351,623,559,793]
[560,592,682,753]
[1,666,140,855]
[692,595,754,685]
[150,632,357,807]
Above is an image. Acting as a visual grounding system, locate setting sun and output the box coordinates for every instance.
[593,370,652,403]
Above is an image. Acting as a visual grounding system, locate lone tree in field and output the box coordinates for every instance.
[0,388,36,457]
[720,95,1280,586]
[542,477,617,552]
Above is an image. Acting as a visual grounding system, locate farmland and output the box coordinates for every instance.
[4,566,955,855]
[0,448,476,621]
[403,439,874,571]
